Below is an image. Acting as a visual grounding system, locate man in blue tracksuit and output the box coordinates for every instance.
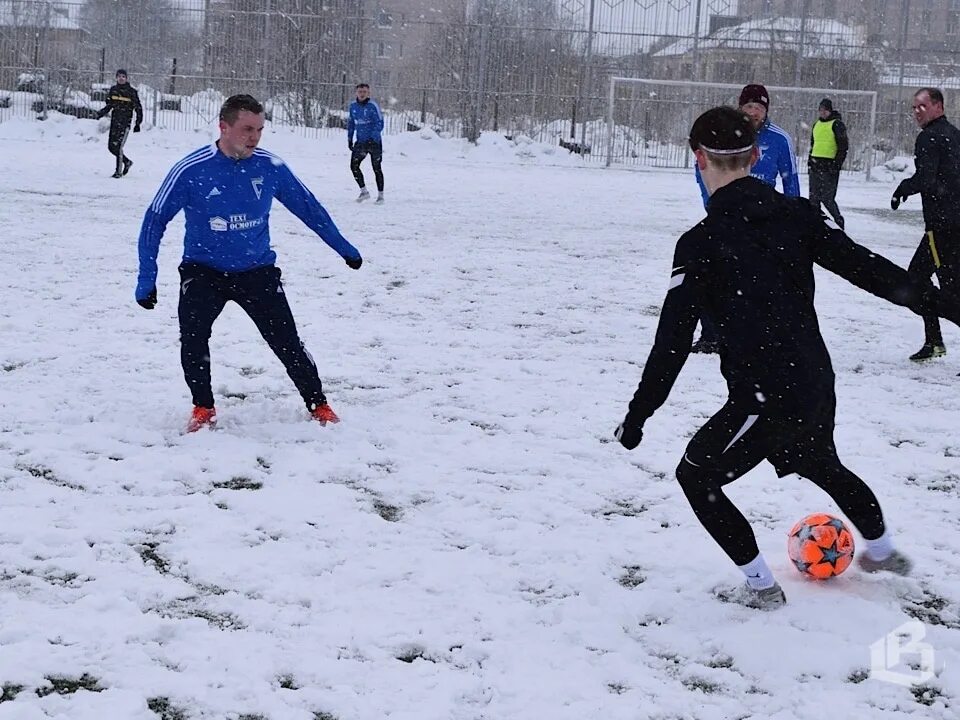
[347,83,385,203]
[134,94,363,432]
[691,84,800,353]
[695,84,801,205]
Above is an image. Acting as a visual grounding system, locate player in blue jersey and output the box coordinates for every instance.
[347,83,385,203]
[694,84,800,206]
[135,94,363,432]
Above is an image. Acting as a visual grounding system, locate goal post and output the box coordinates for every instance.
[605,77,878,181]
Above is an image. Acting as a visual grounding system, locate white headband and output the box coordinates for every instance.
[698,143,754,155]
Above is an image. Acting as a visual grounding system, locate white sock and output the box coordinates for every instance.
[864,531,895,561]
[738,553,776,590]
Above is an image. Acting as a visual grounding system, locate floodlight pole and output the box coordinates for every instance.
[578,0,597,155]
[896,0,913,147]
[605,75,615,167]
[795,0,810,86]
[692,0,702,80]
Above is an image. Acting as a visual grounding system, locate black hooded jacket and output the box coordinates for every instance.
[625,177,949,424]
[898,115,960,230]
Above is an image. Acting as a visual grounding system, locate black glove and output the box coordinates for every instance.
[137,287,157,310]
[891,181,908,210]
[133,123,141,133]
[614,418,644,450]
[345,256,362,270]
[348,140,354,151]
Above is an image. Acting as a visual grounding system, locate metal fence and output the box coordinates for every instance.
[3,0,960,166]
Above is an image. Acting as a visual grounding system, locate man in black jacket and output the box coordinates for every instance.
[97,69,143,178]
[614,107,959,610]
[808,98,848,229]
[892,87,960,361]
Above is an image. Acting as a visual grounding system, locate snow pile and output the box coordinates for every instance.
[870,156,916,184]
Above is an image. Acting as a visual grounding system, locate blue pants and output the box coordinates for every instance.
[178,262,326,411]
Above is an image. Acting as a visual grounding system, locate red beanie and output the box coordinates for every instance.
[738,84,769,110]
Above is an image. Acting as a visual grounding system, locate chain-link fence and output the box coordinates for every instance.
[3,0,960,167]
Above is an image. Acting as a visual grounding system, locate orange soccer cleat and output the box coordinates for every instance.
[186,406,217,433]
[311,403,340,426]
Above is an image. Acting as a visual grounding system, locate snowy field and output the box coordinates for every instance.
[1,114,958,719]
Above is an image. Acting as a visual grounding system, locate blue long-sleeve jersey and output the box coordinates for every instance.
[695,118,800,207]
[347,99,384,144]
[136,144,361,297]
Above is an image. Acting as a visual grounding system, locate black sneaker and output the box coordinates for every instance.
[909,343,946,362]
[111,172,122,179]
[691,339,720,354]
[122,159,133,176]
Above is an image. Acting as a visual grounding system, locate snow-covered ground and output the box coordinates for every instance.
[1,114,958,720]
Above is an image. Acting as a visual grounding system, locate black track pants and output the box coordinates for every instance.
[178,263,326,411]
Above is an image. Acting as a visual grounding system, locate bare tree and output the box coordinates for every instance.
[204,0,361,127]
[80,0,189,79]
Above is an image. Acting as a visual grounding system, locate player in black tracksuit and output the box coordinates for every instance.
[615,107,960,609]
[892,87,960,361]
[97,69,143,178]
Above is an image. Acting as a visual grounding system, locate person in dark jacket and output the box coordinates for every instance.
[892,87,960,361]
[808,98,848,229]
[97,69,143,178]
[691,83,801,354]
[615,107,960,610]
[347,83,385,203]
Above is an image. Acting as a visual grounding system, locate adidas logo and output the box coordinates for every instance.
[206,187,222,198]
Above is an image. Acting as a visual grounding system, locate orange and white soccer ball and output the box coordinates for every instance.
[787,513,855,579]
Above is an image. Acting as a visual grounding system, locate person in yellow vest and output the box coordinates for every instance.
[808,98,848,229]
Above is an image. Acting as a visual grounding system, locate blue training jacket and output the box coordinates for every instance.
[695,118,800,207]
[136,144,361,299]
[347,99,384,144]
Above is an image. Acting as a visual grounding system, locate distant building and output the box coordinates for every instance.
[652,16,877,89]
[738,0,960,55]
[0,1,87,89]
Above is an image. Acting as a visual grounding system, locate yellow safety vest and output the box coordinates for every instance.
[811,119,838,159]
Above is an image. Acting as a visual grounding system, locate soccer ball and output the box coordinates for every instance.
[787,513,855,579]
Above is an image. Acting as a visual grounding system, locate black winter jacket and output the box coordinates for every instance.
[899,115,960,230]
[97,83,143,128]
[625,178,952,424]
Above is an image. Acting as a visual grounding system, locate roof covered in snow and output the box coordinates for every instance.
[654,17,873,61]
[0,1,81,31]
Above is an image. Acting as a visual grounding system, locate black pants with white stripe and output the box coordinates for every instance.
[178,262,327,411]
[107,123,131,174]
[675,393,886,565]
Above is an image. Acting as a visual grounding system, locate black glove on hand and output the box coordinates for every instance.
[614,418,644,450]
[345,256,362,270]
[133,123,141,133]
[137,287,157,310]
[891,181,908,210]
[348,140,354,151]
